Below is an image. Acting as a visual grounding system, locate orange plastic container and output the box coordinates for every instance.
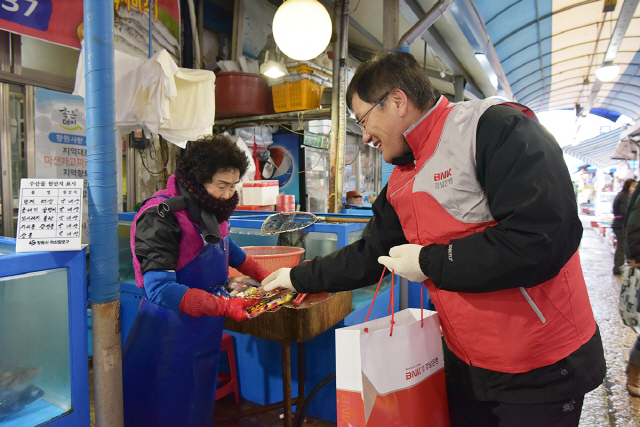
[228,246,305,277]
[236,205,275,211]
[272,79,324,113]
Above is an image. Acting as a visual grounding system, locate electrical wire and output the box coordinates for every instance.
[344,139,361,166]
[217,123,362,176]
[158,135,169,186]
[138,134,168,177]
[276,125,330,175]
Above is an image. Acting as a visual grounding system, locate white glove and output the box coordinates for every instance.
[377,244,428,282]
[261,268,295,292]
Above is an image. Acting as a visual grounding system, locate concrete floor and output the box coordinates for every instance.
[90,214,640,426]
[577,215,640,426]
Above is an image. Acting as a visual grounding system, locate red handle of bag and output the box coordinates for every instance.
[420,280,429,327]
[364,268,396,336]
[364,267,387,325]
[363,268,430,335]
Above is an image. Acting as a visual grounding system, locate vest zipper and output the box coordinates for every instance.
[519,287,547,324]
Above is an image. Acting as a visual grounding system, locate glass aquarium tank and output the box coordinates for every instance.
[118,219,136,285]
[0,240,15,255]
[0,269,71,425]
[0,238,89,426]
[119,212,386,311]
[227,215,387,310]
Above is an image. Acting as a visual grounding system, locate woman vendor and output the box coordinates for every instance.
[123,135,269,427]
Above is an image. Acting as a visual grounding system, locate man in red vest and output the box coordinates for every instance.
[264,50,605,426]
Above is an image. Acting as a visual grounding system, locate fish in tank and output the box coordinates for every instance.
[0,366,45,419]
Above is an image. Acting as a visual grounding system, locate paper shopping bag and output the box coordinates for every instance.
[335,308,449,427]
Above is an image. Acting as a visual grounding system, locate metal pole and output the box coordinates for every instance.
[0,83,13,237]
[396,0,452,52]
[355,149,362,194]
[231,0,244,61]
[149,0,153,58]
[329,0,349,213]
[329,1,341,213]
[84,0,123,425]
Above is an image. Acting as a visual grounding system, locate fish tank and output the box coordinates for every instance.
[118,219,136,285]
[118,211,368,277]
[117,212,393,312]
[0,238,89,426]
[228,213,393,310]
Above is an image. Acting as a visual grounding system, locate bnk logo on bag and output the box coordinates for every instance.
[406,357,440,380]
[336,309,450,427]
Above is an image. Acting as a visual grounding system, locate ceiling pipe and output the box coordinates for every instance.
[399,0,485,97]
[448,0,514,101]
[397,0,452,52]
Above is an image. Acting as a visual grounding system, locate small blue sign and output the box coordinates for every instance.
[0,0,53,32]
[48,133,86,146]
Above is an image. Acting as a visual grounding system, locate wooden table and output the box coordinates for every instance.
[221,291,352,427]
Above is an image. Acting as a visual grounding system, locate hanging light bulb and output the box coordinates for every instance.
[595,62,620,82]
[260,60,287,78]
[260,51,287,78]
[272,0,332,61]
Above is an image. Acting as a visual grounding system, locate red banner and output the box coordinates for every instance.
[0,0,180,50]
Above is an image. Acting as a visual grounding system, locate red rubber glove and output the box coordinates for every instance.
[179,288,258,322]
[236,255,270,282]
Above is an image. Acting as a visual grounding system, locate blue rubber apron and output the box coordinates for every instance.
[123,235,230,427]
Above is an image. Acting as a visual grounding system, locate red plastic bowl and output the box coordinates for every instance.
[229,246,305,277]
[215,72,275,119]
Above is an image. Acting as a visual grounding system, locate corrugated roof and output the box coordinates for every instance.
[473,0,640,119]
[562,127,624,167]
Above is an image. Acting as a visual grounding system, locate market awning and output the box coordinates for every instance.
[562,128,624,169]
[472,1,640,120]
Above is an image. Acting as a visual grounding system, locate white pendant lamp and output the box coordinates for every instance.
[595,62,620,82]
[272,0,332,61]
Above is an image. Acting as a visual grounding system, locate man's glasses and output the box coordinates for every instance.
[354,91,390,132]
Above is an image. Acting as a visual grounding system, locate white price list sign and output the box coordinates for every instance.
[16,179,84,253]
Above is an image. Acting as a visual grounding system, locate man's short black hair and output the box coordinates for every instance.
[177,135,250,184]
[346,49,436,112]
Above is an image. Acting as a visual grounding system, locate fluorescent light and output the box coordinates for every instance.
[595,63,620,82]
[260,60,287,78]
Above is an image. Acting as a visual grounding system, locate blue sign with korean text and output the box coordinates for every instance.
[0,0,52,31]
[48,133,86,146]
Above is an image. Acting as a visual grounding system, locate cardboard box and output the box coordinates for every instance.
[242,180,279,205]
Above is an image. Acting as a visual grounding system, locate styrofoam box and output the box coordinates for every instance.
[242,180,279,205]
[308,119,331,135]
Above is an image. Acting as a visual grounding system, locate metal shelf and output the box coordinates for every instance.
[213,108,332,128]
[213,108,363,137]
